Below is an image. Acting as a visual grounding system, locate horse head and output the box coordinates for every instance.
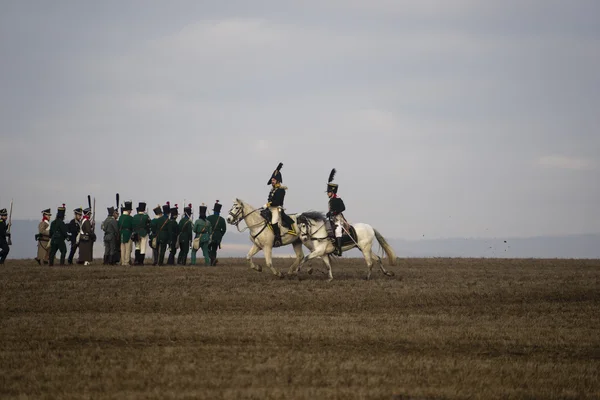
[226,198,244,225]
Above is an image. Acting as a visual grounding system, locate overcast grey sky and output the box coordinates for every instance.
[1,0,599,240]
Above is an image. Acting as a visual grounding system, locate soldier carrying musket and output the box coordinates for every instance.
[0,206,10,264]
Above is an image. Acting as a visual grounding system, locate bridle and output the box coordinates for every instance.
[297,216,328,241]
[228,203,266,234]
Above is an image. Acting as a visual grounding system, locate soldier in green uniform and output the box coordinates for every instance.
[166,205,179,265]
[177,204,193,265]
[48,204,69,266]
[155,203,171,266]
[207,200,227,266]
[265,162,286,247]
[191,203,212,266]
[132,202,151,265]
[118,201,134,266]
[149,204,163,266]
[326,168,347,256]
[0,208,10,265]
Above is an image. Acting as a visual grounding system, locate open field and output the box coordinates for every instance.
[1,257,599,399]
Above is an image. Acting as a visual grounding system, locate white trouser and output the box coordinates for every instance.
[269,207,281,225]
[135,235,148,254]
[333,214,344,237]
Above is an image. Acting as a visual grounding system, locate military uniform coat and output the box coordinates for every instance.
[132,213,151,238]
[178,216,193,245]
[49,219,69,245]
[102,216,119,243]
[167,217,179,248]
[153,215,170,244]
[328,197,346,217]
[78,218,94,262]
[118,213,134,242]
[193,218,212,243]
[206,214,226,244]
[0,220,8,246]
[267,185,286,208]
[37,219,51,260]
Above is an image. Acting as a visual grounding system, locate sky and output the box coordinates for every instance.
[1,0,599,240]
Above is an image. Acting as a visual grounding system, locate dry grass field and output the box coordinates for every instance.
[1,257,599,399]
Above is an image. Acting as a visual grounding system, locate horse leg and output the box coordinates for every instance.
[372,253,395,277]
[361,244,375,280]
[296,245,328,278]
[323,254,334,281]
[287,241,304,276]
[246,243,262,272]
[264,246,283,278]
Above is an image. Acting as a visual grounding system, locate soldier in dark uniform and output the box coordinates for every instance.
[177,204,193,265]
[78,208,94,265]
[67,208,83,264]
[49,204,69,266]
[166,205,179,265]
[0,208,10,265]
[156,203,171,266]
[101,207,119,265]
[326,168,346,256]
[207,201,227,266]
[132,202,151,265]
[149,205,163,265]
[265,162,286,247]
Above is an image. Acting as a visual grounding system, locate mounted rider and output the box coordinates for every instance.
[326,168,346,256]
[265,162,286,247]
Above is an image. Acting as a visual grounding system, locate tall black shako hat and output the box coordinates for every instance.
[170,204,179,217]
[267,162,283,185]
[136,202,146,212]
[107,206,115,216]
[162,201,171,215]
[184,203,192,216]
[57,204,66,219]
[213,200,222,213]
[123,201,133,212]
[199,203,207,218]
[153,204,162,216]
[326,168,339,194]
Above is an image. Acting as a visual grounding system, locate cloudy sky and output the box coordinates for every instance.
[1,0,599,240]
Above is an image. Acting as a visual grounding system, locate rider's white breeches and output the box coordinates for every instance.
[333,215,344,237]
[270,207,281,225]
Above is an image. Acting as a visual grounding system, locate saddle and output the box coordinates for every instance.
[260,208,297,235]
[325,220,357,246]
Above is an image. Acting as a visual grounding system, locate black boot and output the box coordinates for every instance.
[272,225,282,247]
[133,250,140,265]
[336,237,343,256]
[140,254,145,265]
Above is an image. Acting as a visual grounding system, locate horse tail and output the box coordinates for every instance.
[374,229,397,266]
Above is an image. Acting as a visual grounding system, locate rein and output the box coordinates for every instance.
[230,205,268,239]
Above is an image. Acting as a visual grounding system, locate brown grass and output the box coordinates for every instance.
[0,257,599,399]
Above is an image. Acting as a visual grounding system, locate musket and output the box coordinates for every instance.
[7,199,13,246]
[116,193,120,211]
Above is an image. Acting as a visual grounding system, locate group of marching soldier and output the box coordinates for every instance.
[32,200,227,267]
[0,163,347,265]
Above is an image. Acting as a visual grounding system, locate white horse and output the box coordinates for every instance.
[226,199,314,277]
[292,211,397,281]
